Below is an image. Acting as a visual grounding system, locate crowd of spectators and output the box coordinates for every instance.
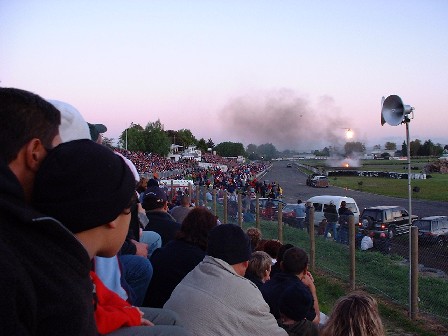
[114,147,268,196]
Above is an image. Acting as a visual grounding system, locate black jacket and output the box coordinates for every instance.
[143,210,181,246]
[144,239,205,308]
[0,163,97,335]
[260,272,316,321]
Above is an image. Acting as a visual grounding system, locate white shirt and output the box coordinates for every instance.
[361,236,374,250]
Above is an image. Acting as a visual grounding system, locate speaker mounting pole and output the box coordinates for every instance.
[381,95,418,319]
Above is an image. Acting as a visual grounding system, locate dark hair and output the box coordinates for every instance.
[176,207,217,250]
[277,243,294,263]
[282,247,308,275]
[0,88,60,162]
[246,227,262,252]
[262,239,283,259]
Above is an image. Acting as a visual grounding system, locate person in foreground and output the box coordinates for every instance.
[320,291,385,336]
[164,224,287,336]
[277,282,319,336]
[32,139,189,336]
[261,247,321,325]
[0,87,99,335]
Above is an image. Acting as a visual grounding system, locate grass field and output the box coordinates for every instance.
[299,159,448,202]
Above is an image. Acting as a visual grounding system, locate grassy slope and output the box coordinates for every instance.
[237,219,448,335]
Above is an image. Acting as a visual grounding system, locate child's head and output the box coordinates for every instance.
[278,281,313,321]
[33,139,136,257]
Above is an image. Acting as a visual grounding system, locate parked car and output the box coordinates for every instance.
[282,203,300,226]
[414,216,448,246]
[306,195,360,228]
[250,198,286,220]
[306,174,329,188]
[359,206,418,238]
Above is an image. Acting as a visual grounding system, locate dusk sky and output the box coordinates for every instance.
[1,1,447,151]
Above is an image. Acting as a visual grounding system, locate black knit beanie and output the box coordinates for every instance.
[207,224,252,265]
[33,139,135,234]
[279,282,313,321]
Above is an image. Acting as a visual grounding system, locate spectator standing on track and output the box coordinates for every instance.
[304,201,313,233]
[337,201,353,245]
[294,200,306,230]
[323,202,338,241]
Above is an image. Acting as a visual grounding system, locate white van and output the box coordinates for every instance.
[306,195,360,227]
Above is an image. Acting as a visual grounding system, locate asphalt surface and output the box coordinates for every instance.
[260,161,447,218]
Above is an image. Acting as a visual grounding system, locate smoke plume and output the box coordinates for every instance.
[219,89,346,151]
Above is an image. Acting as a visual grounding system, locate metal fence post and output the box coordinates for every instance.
[256,193,260,230]
[410,226,419,319]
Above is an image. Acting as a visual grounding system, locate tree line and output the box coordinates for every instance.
[111,120,446,159]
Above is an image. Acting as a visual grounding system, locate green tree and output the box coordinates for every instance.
[166,130,178,145]
[401,141,407,156]
[313,147,330,157]
[196,138,208,152]
[410,139,421,157]
[384,142,397,150]
[246,144,260,160]
[206,138,215,150]
[214,142,245,157]
[257,143,278,160]
[176,129,197,148]
[118,123,146,151]
[373,144,381,150]
[344,142,366,156]
[419,139,443,156]
[144,119,170,156]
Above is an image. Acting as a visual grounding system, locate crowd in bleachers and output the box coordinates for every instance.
[115,147,268,192]
[1,87,386,336]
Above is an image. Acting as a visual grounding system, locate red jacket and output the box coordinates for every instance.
[90,271,141,334]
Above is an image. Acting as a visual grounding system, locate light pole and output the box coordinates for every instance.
[381,95,417,319]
